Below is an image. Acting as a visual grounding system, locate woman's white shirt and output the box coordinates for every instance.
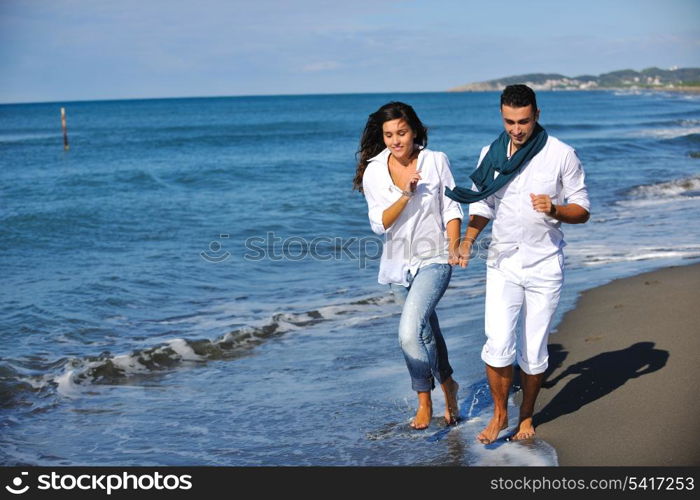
[362,147,463,286]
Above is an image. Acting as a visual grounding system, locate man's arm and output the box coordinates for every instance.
[457,215,490,268]
[530,194,590,224]
[457,147,493,268]
[534,147,590,224]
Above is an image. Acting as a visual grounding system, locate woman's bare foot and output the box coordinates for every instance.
[509,417,536,441]
[476,413,508,444]
[441,378,460,425]
[410,392,432,430]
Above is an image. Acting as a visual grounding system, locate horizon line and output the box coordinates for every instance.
[1,88,632,107]
[0,90,449,107]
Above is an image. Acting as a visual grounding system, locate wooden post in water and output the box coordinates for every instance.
[61,107,69,151]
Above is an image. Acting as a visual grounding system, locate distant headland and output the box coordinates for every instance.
[448,67,700,92]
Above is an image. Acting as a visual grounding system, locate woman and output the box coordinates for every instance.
[354,101,463,429]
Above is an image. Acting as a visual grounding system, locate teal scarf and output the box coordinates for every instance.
[445,124,548,204]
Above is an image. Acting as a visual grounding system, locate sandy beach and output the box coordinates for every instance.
[529,263,700,465]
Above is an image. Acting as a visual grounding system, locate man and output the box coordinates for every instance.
[446,84,590,443]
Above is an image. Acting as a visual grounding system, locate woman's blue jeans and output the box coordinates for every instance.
[390,263,454,392]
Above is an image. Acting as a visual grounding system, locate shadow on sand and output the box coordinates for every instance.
[533,341,669,427]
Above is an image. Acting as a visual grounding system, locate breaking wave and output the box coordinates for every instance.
[1,294,395,404]
[624,175,700,201]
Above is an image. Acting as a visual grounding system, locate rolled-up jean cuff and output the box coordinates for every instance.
[411,376,435,392]
[481,350,516,368]
[437,366,453,384]
[517,356,548,375]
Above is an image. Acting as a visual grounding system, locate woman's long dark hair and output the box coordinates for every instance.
[353,101,428,192]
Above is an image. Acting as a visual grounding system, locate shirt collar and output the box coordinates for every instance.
[368,145,425,163]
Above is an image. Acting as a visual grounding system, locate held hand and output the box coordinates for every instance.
[456,239,473,269]
[530,193,555,217]
[402,172,422,193]
[448,249,460,266]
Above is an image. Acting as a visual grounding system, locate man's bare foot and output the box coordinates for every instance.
[476,414,508,444]
[508,417,535,441]
[410,403,432,430]
[441,378,460,425]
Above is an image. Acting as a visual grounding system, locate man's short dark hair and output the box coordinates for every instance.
[500,84,538,110]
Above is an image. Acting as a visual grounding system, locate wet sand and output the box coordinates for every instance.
[532,263,700,465]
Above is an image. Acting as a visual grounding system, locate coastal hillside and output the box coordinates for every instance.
[449,67,700,91]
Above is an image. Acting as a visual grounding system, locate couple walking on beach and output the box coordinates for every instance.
[353,85,590,443]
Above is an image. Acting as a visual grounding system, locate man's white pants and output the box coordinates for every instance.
[481,250,563,375]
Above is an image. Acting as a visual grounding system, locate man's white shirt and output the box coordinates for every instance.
[468,135,590,268]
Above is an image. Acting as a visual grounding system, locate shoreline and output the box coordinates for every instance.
[529,262,700,465]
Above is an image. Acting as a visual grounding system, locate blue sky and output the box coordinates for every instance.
[1,0,699,103]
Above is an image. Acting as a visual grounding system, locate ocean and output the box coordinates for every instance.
[1,90,699,466]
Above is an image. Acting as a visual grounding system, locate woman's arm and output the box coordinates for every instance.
[446,218,461,265]
[438,152,465,265]
[381,170,421,230]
